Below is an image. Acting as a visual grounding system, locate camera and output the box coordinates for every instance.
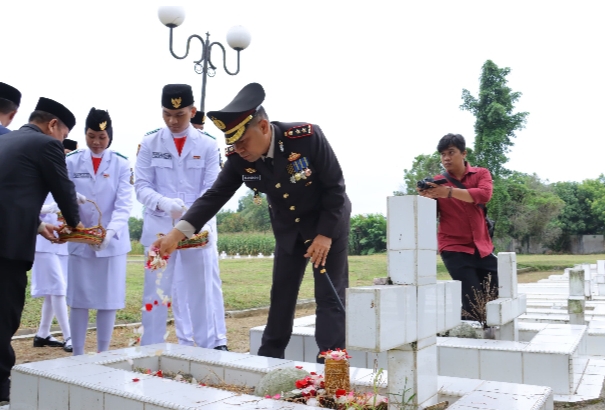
[416,177,447,191]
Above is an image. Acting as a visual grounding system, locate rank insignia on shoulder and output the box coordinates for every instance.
[225,146,236,156]
[245,168,257,174]
[66,149,81,157]
[145,128,161,136]
[284,124,313,138]
[288,152,301,162]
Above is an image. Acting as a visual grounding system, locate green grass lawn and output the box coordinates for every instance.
[19,253,605,329]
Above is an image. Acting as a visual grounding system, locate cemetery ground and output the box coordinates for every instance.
[11,253,605,409]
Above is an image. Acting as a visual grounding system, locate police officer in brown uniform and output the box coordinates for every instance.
[153,83,351,362]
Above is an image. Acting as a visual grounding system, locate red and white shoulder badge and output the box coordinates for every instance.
[225,145,237,156]
[284,124,313,138]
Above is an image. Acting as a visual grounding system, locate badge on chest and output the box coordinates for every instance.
[242,174,261,181]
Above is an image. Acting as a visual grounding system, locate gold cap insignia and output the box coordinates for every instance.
[211,117,226,130]
[245,168,256,174]
[171,97,182,109]
[99,121,107,131]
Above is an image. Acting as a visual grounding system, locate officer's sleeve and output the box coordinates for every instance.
[134,140,162,211]
[199,137,220,197]
[39,139,80,227]
[106,158,134,239]
[181,157,243,233]
[312,126,347,238]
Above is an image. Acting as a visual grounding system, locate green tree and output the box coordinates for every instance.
[128,217,143,241]
[238,191,271,231]
[460,60,529,179]
[578,175,605,232]
[348,214,387,255]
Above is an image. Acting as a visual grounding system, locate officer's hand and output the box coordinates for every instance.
[39,223,66,244]
[40,202,60,214]
[152,228,186,258]
[76,192,87,205]
[418,182,445,199]
[304,234,332,268]
[201,223,213,247]
[158,197,187,220]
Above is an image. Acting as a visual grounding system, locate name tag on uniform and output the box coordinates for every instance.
[74,173,92,178]
[152,152,172,159]
[243,175,261,181]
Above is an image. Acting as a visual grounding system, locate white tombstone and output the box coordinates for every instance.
[347,196,460,409]
[257,252,264,258]
[235,253,241,259]
[486,252,527,341]
[597,260,605,295]
[248,254,252,258]
[568,268,585,325]
[269,252,275,258]
[220,251,227,259]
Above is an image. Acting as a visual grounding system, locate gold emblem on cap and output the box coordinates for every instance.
[211,117,226,130]
[99,121,107,131]
[171,97,182,109]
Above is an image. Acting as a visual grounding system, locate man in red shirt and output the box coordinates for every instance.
[417,133,498,320]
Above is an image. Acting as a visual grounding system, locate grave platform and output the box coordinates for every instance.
[10,343,553,410]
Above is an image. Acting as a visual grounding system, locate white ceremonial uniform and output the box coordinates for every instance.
[31,194,69,298]
[65,149,133,309]
[135,125,227,348]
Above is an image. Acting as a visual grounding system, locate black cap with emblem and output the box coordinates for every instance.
[85,107,113,147]
[191,111,205,125]
[207,82,265,145]
[162,84,194,110]
[34,97,76,130]
[0,82,21,107]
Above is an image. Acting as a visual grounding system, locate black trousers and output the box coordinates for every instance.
[0,258,30,384]
[440,250,498,320]
[258,233,349,362]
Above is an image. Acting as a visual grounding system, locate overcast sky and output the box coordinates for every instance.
[2,1,604,218]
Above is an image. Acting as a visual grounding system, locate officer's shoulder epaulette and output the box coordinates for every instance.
[225,145,236,156]
[284,124,313,139]
[114,151,128,160]
[66,149,82,157]
[145,128,161,136]
[197,129,216,140]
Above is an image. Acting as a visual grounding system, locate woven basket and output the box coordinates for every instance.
[157,230,209,250]
[324,359,350,395]
[58,200,106,245]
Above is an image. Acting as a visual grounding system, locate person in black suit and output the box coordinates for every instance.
[152,83,351,362]
[0,82,21,136]
[0,97,81,402]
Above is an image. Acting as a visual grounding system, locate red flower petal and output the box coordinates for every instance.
[153,300,158,305]
[145,303,153,311]
[335,388,347,397]
[132,378,140,382]
[156,370,163,378]
[295,365,303,369]
[167,302,171,308]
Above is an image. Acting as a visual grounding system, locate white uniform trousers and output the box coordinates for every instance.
[141,247,221,347]
[170,245,227,347]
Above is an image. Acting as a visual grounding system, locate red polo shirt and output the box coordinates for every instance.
[435,163,494,258]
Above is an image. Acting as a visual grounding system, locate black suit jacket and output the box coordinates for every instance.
[0,124,80,262]
[183,122,351,254]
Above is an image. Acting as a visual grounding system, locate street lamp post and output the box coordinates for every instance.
[157,6,252,113]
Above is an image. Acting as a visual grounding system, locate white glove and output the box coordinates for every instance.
[91,229,115,251]
[158,197,186,220]
[201,223,213,246]
[40,203,60,214]
[76,192,87,205]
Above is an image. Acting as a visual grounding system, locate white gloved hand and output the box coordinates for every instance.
[40,203,60,214]
[158,197,186,220]
[76,192,87,205]
[91,229,115,251]
[201,223,213,246]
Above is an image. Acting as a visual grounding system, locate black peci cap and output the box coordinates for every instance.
[162,84,194,110]
[34,97,76,130]
[191,111,205,125]
[207,83,265,145]
[0,82,21,107]
[85,107,113,147]
[63,138,78,151]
